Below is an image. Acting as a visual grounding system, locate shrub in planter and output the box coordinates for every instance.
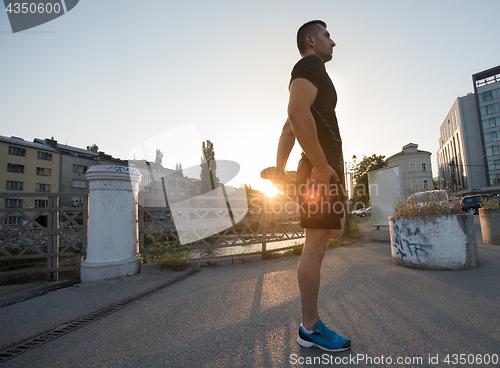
[478,197,500,245]
[389,191,477,270]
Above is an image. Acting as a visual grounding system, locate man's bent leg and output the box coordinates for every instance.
[297,227,331,330]
[329,216,344,240]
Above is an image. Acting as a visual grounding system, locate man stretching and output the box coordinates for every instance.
[262,20,350,352]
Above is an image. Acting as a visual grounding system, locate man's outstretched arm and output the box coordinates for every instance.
[276,119,295,170]
[287,78,338,200]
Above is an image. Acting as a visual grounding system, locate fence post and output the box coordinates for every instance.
[261,210,267,253]
[46,195,59,281]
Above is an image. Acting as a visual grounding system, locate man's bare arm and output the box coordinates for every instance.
[287,78,338,199]
[276,119,295,170]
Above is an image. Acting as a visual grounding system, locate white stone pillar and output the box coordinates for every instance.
[81,165,142,282]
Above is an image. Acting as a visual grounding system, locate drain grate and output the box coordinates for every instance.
[0,269,201,363]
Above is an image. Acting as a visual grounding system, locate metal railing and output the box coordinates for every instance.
[0,193,88,281]
[138,203,305,260]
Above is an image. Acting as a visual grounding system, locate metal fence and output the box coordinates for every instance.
[0,193,88,281]
[138,202,305,260]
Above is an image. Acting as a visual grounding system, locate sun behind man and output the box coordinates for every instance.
[262,20,351,352]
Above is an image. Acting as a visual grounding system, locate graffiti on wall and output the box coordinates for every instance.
[391,218,433,262]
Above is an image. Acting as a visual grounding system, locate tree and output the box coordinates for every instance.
[155,149,163,165]
[200,140,219,193]
[86,143,98,152]
[175,163,183,176]
[351,154,386,206]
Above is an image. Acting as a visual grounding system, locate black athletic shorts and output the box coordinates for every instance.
[296,155,346,229]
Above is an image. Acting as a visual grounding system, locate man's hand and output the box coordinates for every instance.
[309,164,338,202]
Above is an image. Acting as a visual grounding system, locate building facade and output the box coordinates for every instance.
[0,136,60,217]
[34,138,127,207]
[437,65,500,194]
[386,143,433,192]
[128,160,201,208]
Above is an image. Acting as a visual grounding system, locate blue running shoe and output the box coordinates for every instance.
[297,320,351,352]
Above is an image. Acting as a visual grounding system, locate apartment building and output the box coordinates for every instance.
[128,160,200,207]
[386,143,433,192]
[0,136,60,218]
[34,138,127,207]
[437,65,500,194]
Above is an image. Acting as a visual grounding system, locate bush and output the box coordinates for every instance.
[394,190,462,217]
[138,239,192,271]
[481,197,500,209]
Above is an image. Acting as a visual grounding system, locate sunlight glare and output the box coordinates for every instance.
[261,181,279,197]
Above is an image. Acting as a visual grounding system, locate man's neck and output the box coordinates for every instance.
[302,52,326,64]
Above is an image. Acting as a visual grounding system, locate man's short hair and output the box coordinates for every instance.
[297,20,327,55]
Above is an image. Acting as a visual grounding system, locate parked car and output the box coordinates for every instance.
[461,194,499,214]
[357,207,371,217]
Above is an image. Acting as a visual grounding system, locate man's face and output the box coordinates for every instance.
[312,25,336,62]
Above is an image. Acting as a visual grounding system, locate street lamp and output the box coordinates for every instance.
[344,155,357,199]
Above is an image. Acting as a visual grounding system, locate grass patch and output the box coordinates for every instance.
[262,241,304,260]
[138,238,192,271]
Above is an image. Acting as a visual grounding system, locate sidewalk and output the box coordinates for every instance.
[1,217,499,368]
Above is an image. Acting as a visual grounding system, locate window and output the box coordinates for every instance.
[489,145,500,157]
[35,183,51,192]
[5,199,22,208]
[37,151,52,161]
[421,163,427,172]
[71,197,84,204]
[423,179,429,189]
[179,191,186,196]
[72,180,86,188]
[36,167,51,176]
[179,182,186,187]
[168,180,176,186]
[141,187,152,193]
[7,163,24,173]
[6,181,23,190]
[8,146,26,156]
[73,164,87,173]
[496,159,500,170]
[168,190,175,195]
[5,216,22,225]
[485,133,492,144]
[409,163,417,172]
[35,200,48,208]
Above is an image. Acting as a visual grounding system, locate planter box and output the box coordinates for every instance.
[479,208,500,245]
[389,214,477,270]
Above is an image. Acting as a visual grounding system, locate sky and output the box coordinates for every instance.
[1,0,500,194]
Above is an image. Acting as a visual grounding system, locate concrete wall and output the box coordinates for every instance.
[389,214,477,270]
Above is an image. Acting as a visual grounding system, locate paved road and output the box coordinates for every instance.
[1,216,499,368]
